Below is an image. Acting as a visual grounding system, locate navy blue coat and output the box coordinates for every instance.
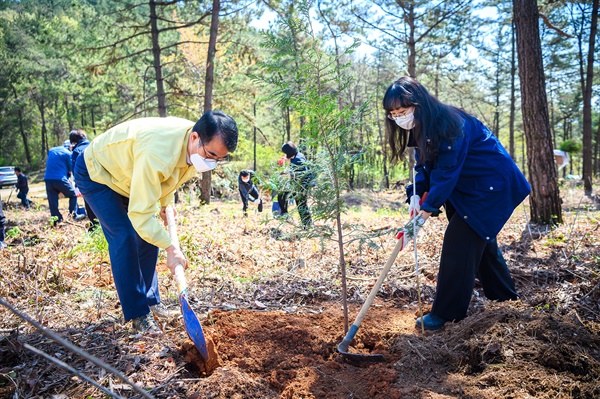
[407,115,530,241]
[71,139,90,169]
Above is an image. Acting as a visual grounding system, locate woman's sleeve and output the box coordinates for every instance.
[420,134,468,213]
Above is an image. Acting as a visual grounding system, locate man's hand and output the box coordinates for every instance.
[165,244,187,274]
[253,198,261,204]
[160,206,177,226]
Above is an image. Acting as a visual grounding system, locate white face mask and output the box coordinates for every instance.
[392,112,415,130]
[190,153,217,173]
[190,138,219,173]
[241,177,250,183]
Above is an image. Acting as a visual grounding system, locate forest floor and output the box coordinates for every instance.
[0,183,599,399]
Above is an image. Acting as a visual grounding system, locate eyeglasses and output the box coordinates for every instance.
[387,108,413,119]
[198,139,230,163]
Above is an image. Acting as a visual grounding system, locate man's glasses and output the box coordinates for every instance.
[199,139,230,164]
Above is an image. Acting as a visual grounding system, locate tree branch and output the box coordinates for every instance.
[23,344,124,399]
[0,298,156,399]
[539,12,575,38]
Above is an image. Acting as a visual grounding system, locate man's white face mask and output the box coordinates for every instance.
[242,177,250,183]
[392,112,415,130]
[190,140,217,173]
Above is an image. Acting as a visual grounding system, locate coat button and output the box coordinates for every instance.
[490,186,494,190]
[464,215,468,219]
[447,146,451,150]
[486,236,490,240]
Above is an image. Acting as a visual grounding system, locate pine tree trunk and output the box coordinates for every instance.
[200,0,221,205]
[149,0,167,118]
[513,0,562,224]
[509,21,516,160]
[581,0,598,194]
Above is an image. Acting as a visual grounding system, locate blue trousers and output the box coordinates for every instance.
[45,179,78,223]
[74,155,160,321]
[431,202,518,321]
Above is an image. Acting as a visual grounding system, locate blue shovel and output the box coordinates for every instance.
[166,206,210,362]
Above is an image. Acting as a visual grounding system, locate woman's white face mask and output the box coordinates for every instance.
[190,140,218,173]
[392,112,415,130]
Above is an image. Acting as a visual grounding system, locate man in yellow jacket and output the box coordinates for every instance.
[74,111,238,334]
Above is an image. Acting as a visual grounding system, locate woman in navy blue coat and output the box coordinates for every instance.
[383,76,531,330]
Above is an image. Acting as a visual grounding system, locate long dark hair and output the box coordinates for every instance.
[383,76,466,163]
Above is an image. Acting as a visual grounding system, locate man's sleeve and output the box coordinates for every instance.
[127,153,172,249]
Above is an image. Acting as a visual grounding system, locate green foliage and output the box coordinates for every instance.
[257,0,366,236]
[67,227,109,261]
[559,140,582,154]
[5,227,21,239]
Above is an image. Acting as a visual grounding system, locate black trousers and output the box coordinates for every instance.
[240,187,259,212]
[277,191,312,227]
[431,202,518,321]
[0,198,5,242]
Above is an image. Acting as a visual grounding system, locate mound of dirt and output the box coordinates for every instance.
[183,306,409,399]
[392,302,600,399]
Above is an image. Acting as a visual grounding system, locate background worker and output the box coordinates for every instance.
[277,141,314,228]
[44,141,83,225]
[0,194,6,249]
[74,111,238,335]
[238,170,262,216]
[14,167,32,209]
[69,129,98,230]
[383,76,530,331]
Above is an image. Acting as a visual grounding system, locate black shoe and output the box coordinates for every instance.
[258,199,263,212]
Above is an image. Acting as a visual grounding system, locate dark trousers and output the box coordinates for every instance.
[74,155,160,321]
[0,199,5,242]
[83,200,99,230]
[17,190,31,208]
[278,191,312,227]
[431,202,518,321]
[240,187,259,212]
[45,179,78,223]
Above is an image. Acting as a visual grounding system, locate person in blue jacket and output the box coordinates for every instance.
[69,129,98,230]
[44,141,83,226]
[383,76,531,331]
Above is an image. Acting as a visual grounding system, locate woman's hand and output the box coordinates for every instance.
[160,206,177,226]
[165,244,187,274]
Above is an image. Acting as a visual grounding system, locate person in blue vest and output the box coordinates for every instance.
[383,76,531,330]
[44,141,84,226]
[14,167,32,209]
[69,129,98,230]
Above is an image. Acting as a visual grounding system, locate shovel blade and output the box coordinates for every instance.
[338,349,385,363]
[179,292,210,361]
